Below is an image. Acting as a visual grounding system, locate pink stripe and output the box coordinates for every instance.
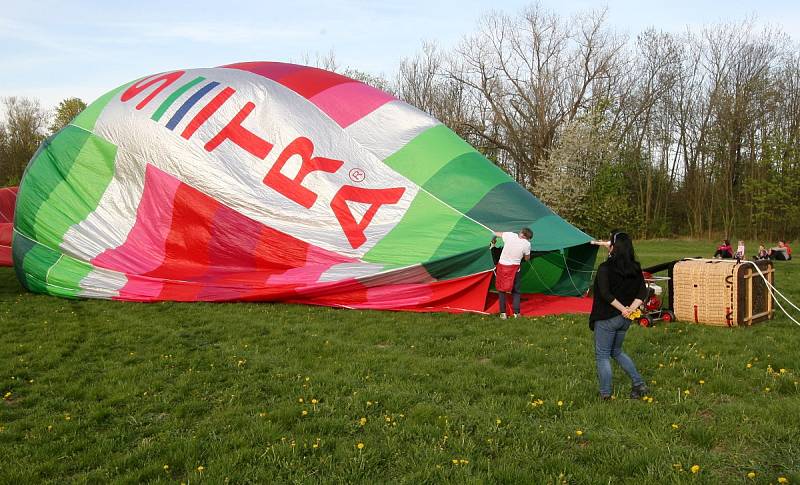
[309,82,394,128]
[266,245,351,285]
[114,275,165,301]
[93,165,180,275]
[220,61,304,82]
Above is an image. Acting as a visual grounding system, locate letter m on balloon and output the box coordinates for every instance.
[331,185,405,249]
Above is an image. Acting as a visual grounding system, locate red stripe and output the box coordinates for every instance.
[181,87,236,140]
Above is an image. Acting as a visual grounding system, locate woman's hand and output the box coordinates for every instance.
[620,307,632,318]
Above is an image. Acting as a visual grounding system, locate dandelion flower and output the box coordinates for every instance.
[671,424,679,429]
[778,477,788,484]
[699,380,705,385]
[765,387,771,392]
[163,465,169,471]
[301,410,308,416]
[452,459,459,465]
[690,464,700,473]
[575,430,583,436]
[496,418,502,425]
[683,390,690,396]
[197,466,205,472]
[357,442,365,450]
[747,471,756,479]
[311,399,318,404]
[747,363,752,368]
[780,368,787,374]
[557,400,564,407]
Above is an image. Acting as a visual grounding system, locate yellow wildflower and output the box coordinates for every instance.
[357,442,365,450]
[557,400,564,407]
[747,363,752,368]
[359,417,367,426]
[778,477,788,484]
[699,380,705,385]
[671,424,679,429]
[298,398,304,403]
[575,430,583,436]
[311,399,318,404]
[197,466,205,472]
[495,418,502,425]
[301,410,308,416]
[163,465,169,471]
[691,464,700,473]
[747,471,756,479]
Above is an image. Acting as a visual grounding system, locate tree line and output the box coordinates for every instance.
[2,4,798,241]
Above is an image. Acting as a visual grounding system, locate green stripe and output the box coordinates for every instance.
[422,246,494,281]
[72,80,135,132]
[422,151,510,214]
[383,125,473,185]
[429,216,491,262]
[20,243,61,295]
[14,127,91,239]
[31,129,117,248]
[12,232,35,290]
[151,76,206,122]
[364,191,464,266]
[45,253,94,298]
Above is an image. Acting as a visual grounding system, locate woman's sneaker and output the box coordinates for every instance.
[630,383,650,399]
[500,313,507,320]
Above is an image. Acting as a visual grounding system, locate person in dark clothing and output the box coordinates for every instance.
[713,239,733,259]
[589,231,649,400]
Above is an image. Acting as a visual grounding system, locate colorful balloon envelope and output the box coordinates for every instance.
[13,62,596,311]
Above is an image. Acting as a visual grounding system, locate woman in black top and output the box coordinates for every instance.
[589,231,649,400]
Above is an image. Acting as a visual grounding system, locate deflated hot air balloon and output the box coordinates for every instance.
[12,62,597,312]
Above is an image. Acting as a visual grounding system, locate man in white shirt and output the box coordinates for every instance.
[491,228,533,319]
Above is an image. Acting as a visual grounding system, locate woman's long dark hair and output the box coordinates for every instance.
[608,230,641,277]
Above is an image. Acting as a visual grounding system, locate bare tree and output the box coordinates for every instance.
[0,97,49,185]
[450,4,626,186]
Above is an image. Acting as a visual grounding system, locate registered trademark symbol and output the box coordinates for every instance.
[349,168,366,183]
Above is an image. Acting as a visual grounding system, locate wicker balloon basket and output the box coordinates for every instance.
[672,259,774,326]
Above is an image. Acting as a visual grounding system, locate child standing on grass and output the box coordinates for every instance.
[734,240,745,260]
[589,231,649,400]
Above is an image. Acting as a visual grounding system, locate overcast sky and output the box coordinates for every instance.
[2,0,799,109]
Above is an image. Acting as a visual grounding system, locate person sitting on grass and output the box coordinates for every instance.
[589,231,649,401]
[713,239,733,259]
[754,244,769,261]
[769,240,792,261]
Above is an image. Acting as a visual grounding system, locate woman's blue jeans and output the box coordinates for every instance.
[594,314,644,396]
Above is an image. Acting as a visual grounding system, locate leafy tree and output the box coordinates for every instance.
[50,97,86,134]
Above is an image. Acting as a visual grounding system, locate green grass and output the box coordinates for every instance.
[1,240,799,484]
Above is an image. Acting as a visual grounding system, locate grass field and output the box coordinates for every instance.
[1,240,799,484]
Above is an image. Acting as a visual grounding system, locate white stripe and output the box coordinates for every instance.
[344,100,440,160]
